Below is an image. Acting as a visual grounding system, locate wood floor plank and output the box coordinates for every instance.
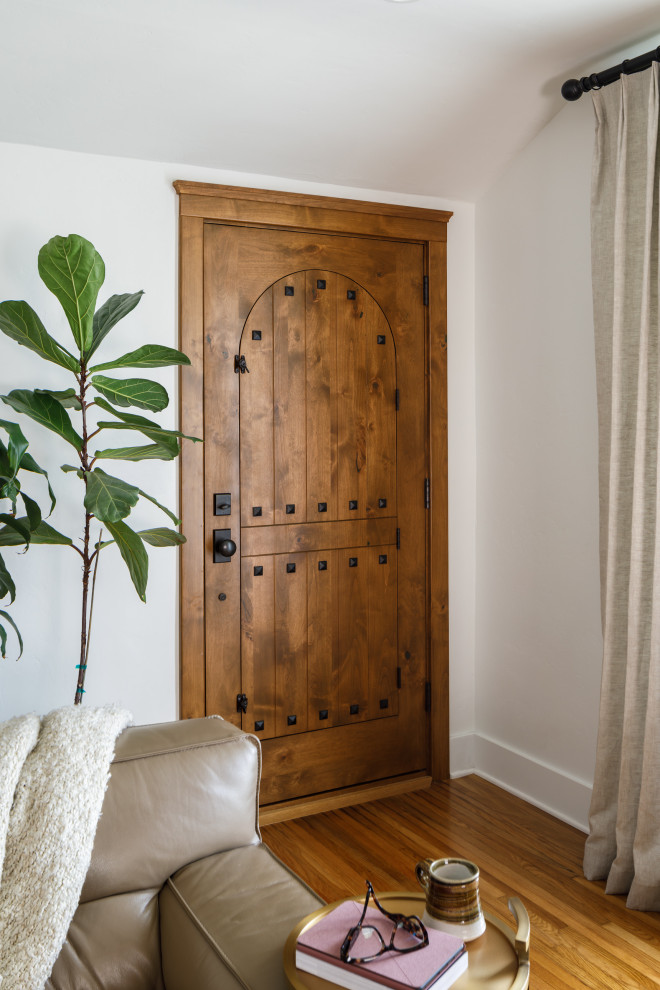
[261,775,660,988]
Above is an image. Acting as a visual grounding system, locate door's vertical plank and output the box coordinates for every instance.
[275,553,308,735]
[337,278,368,520]
[241,555,276,740]
[240,290,275,528]
[337,547,369,723]
[179,215,206,719]
[366,299,397,517]
[306,271,338,521]
[307,549,338,728]
[274,273,307,525]
[368,548,399,719]
[203,224,242,723]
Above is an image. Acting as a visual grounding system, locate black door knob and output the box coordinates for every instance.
[218,538,237,558]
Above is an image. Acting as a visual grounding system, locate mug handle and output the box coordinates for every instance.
[415,857,435,891]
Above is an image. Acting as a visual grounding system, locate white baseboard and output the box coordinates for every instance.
[450,732,591,833]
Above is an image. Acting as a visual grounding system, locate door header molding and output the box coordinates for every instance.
[174,180,452,243]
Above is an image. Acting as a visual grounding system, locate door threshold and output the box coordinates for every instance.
[259,772,432,825]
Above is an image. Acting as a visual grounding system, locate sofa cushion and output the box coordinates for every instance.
[46,889,164,990]
[160,843,324,990]
[82,717,261,902]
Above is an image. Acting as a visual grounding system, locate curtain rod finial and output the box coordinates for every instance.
[562,78,584,101]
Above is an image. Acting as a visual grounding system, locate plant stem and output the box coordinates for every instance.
[74,359,92,706]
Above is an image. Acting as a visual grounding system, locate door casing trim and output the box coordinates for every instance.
[174,181,451,781]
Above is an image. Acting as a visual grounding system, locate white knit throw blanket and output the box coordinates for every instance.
[0,705,132,990]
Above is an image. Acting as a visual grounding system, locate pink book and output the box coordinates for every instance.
[296,899,468,990]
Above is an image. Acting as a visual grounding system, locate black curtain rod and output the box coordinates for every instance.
[562,45,660,101]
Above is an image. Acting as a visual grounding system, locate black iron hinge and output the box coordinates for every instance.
[424,477,430,509]
[425,682,431,712]
[423,275,429,307]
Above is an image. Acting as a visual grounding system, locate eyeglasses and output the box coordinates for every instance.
[340,881,429,964]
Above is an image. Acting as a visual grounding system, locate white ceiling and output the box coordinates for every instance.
[2,0,660,201]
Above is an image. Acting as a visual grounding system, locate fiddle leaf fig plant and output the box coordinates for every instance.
[0,418,58,658]
[0,234,200,703]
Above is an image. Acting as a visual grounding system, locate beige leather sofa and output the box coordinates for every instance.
[47,715,324,989]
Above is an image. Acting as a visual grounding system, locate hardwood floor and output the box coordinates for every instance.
[261,775,660,989]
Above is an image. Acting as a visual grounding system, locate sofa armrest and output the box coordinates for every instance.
[82,717,261,902]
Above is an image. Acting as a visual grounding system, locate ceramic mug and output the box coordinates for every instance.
[415,857,486,941]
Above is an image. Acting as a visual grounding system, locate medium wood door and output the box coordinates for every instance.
[176,183,450,809]
[203,224,427,803]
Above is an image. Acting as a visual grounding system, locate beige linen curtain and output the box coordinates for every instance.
[583,63,660,910]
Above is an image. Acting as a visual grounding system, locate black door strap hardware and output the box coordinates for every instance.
[234,354,250,374]
[236,693,248,714]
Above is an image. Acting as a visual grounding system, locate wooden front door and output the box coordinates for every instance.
[176,183,451,808]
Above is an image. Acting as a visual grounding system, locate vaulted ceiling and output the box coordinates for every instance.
[2,0,660,200]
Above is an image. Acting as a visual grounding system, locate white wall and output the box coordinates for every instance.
[474,97,603,830]
[0,141,476,736]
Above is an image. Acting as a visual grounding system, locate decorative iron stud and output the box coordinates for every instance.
[319,709,329,720]
[254,720,264,731]
[318,560,327,571]
[318,502,327,512]
[252,330,262,340]
[286,503,295,514]
[350,704,359,715]
[349,557,358,567]
[380,699,389,709]
[379,554,388,564]
[252,506,262,517]
[287,715,297,726]
[349,500,358,510]
[286,562,296,573]
[254,566,263,576]
[317,279,326,289]
[377,334,386,345]
[347,290,356,299]
[284,285,294,296]
[378,498,387,508]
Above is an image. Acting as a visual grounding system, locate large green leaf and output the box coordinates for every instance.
[96,423,179,455]
[19,452,56,515]
[0,553,16,603]
[88,291,143,359]
[38,234,105,353]
[138,527,186,547]
[105,519,148,602]
[90,344,191,372]
[2,390,83,450]
[34,388,82,411]
[0,300,79,371]
[93,398,199,444]
[91,375,169,412]
[93,442,178,462]
[0,518,72,546]
[0,419,29,477]
[0,513,31,544]
[84,467,140,523]
[0,609,23,659]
